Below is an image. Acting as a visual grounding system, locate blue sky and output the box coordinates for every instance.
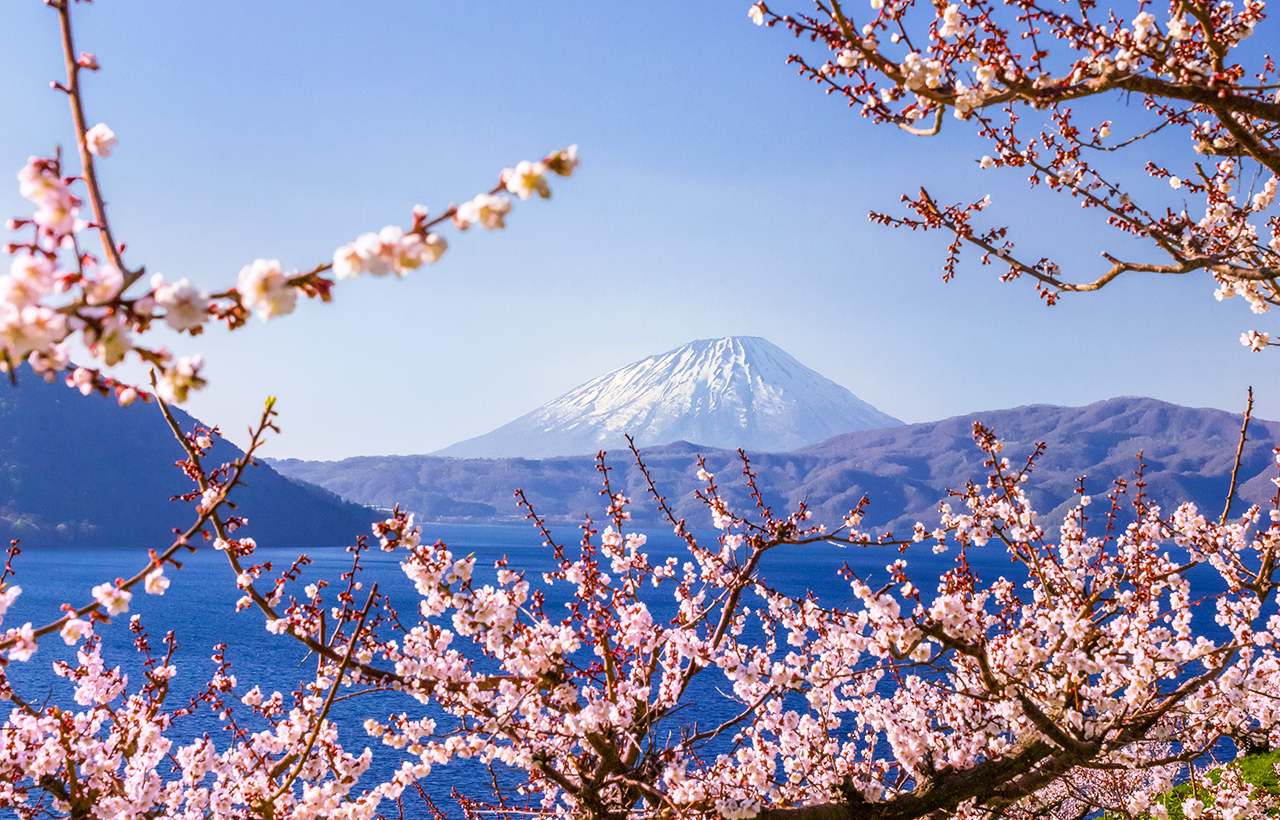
[1,1,1273,460]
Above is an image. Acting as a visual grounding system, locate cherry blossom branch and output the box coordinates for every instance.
[4,0,581,404]
[753,0,1280,344]
[51,0,130,281]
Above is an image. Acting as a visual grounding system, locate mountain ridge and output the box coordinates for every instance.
[272,396,1274,534]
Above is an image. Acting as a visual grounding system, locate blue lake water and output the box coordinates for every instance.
[0,522,1238,817]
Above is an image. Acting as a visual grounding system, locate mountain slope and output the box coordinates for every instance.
[0,371,378,549]
[274,397,1277,535]
[436,337,901,458]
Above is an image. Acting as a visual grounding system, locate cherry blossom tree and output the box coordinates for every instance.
[3,1,1280,819]
[747,0,1280,350]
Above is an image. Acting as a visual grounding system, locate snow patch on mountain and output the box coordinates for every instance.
[436,336,901,458]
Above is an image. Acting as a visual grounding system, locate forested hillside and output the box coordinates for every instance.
[0,372,378,548]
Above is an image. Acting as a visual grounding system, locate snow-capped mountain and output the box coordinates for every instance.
[435,336,902,458]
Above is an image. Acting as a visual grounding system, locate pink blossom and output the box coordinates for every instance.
[71,366,94,395]
[1241,329,1270,351]
[0,584,21,622]
[27,342,69,375]
[6,622,36,662]
[236,258,297,320]
[0,304,68,360]
[145,566,170,595]
[83,263,123,304]
[9,253,55,295]
[91,582,131,615]
[332,241,365,279]
[155,354,206,403]
[151,274,210,332]
[31,191,77,237]
[502,160,551,200]
[17,156,62,202]
[546,144,580,177]
[84,123,117,157]
[455,194,512,231]
[355,230,396,276]
[60,617,91,645]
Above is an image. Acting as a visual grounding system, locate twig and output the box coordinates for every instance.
[262,583,378,808]
[1221,387,1254,525]
[52,0,131,281]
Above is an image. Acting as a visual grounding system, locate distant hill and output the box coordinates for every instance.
[0,370,378,549]
[435,337,901,458]
[272,397,1279,535]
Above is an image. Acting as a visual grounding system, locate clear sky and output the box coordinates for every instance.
[1,1,1274,461]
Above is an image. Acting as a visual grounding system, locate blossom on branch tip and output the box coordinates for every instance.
[236,258,297,320]
[17,157,63,202]
[85,123,117,158]
[749,3,765,25]
[938,5,970,39]
[546,144,579,177]
[503,161,551,200]
[1132,11,1158,42]
[1241,330,1270,351]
